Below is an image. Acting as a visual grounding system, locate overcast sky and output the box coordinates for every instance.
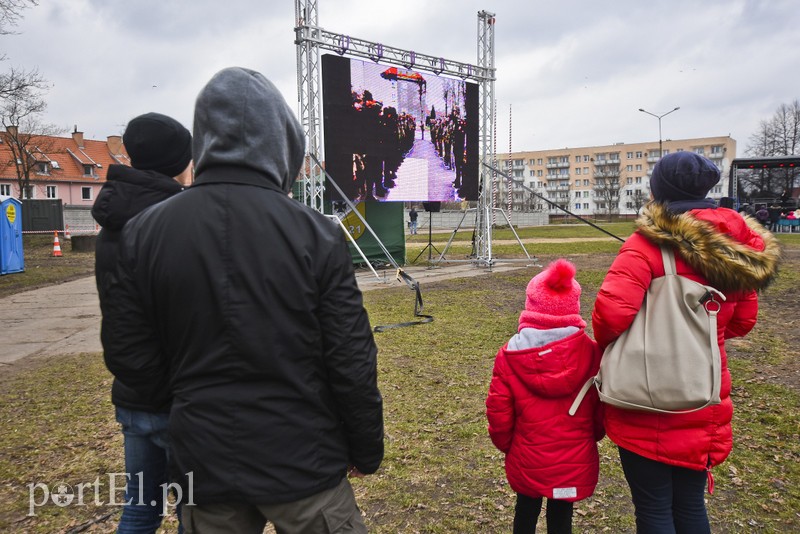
[3,0,799,155]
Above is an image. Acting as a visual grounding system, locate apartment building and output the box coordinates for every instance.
[495,136,736,216]
[0,127,128,205]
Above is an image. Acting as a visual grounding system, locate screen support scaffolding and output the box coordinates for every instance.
[294,1,497,264]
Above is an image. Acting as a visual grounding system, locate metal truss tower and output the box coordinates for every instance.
[475,10,496,264]
[294,0,325,212]
[294,1,496,263]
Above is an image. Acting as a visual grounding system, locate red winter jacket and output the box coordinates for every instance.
[486,329,603,501]
[592,204,781,472]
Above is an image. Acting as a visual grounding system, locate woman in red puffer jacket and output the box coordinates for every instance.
[592,152,781,533]
[487,259,603,534]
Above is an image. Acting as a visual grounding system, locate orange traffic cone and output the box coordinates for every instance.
[64,225,71,240]
[52,231,62,257]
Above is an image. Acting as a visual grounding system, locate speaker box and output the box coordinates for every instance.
[422,201,441,213]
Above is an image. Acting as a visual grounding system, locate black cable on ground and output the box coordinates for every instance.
[308,154,435,332]
[372,269,434,333]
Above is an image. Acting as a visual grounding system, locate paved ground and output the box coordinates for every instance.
[0,260,535,370]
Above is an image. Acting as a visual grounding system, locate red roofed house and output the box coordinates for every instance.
[0,126,128,204]
[0,126,131,232]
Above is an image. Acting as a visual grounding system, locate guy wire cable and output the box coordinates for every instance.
[309,154,434,331]
[483,162,626,243]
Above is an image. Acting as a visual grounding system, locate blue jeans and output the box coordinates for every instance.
[410,220,418,234]
[618,447,710,534]
[115,407,183,534]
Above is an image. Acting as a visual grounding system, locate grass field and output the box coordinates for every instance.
[1,229,798,533]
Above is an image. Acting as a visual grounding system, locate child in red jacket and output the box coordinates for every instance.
[486,259,603,534]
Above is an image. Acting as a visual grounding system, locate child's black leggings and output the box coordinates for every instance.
[513,493,573,534]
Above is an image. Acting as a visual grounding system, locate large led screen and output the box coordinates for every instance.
[322,54,479,203]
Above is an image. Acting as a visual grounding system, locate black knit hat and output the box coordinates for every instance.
[649,152,720,202]
[123,112,192,177]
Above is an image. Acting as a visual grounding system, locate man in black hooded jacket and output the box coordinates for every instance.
[102,67,383,533]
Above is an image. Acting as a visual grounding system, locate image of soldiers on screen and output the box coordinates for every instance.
[349,89,470,202]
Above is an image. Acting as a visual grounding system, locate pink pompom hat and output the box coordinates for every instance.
[519,258,586,330]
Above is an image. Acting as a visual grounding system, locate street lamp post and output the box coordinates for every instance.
[638,107,680,158]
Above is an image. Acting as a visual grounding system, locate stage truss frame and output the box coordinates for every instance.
[294,1,499,264]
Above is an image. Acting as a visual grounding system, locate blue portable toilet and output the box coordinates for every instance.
[0,195,24,275]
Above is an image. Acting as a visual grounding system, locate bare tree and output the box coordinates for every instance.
[1,81,62,200]
[745,99,800,196]
[592,162,621,217]
[1,0,38,37]
[0,65,46,101]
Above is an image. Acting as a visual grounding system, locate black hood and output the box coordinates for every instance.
[191,67,305,193]
[91,164,183,231]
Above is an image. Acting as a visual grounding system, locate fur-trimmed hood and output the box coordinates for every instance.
[635,202,781,292]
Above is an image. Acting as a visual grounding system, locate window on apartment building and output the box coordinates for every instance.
[636,151,643,158]
[529,159,535,165]
[81,186,93,200]
[636,164,642,171]
[574,180,580,186]
[583,203,589,209]
[636,177,642,184]
[0,184,10,196]
[583,179,589,186]
[529,170,535,177]
[575,192,581,198]
[711,146,723,154]
[514,170,524,177]
[626,165,633,172]
[537,170,543,177]
[582,167,588,174]
[537,158,543,165]
[662,149,669,155]
[514,159,524,166]
[83,164,95,177]
[694,147,704,155]
[583,155,590,162]
[627,177,633,184]
[596,153,606,162]
[575,203,581,210]
[583,191,589,198]
[575,168,581,175]
[626,189,632,196]
[575,156,581,162]
[559,169,569,176]
[547,157,557,165]
[559,156,569,163]
[46,185,57,199]
[36,162,50,174]
[627,152,633,159]
[676,148,684,152]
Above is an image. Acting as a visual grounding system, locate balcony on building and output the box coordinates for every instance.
[593,158,620,166]
[646,156,660,163]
